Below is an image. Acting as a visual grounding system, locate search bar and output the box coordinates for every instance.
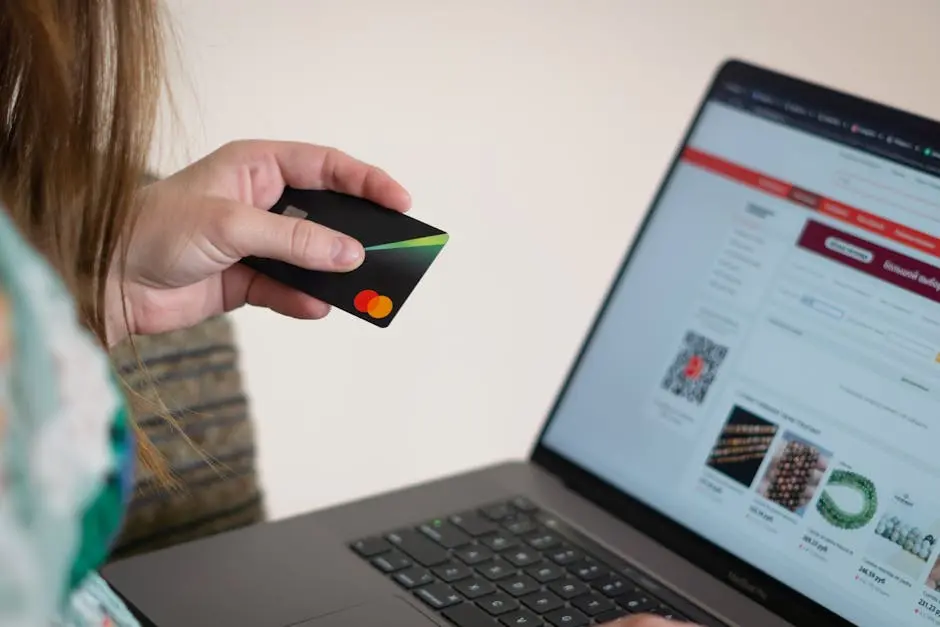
[800,295,844,320]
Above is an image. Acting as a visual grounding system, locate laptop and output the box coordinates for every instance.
[103,59,940,627]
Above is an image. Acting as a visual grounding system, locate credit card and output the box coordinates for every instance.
[240,188,449,328]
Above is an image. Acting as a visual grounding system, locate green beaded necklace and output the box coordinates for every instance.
[815,470,878,530]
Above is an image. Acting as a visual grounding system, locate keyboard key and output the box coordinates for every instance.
[593,608,628,624]
[526,533,561,551]
[526,563,565,583]
[456,545,496,565]
[481,503,514,521]
[498,575,540,597]
[566,559,608,581]
[455,577,497,600]
[443,603,498,627]
[421,520,472,548]
[547,547,582,565]
[503,516,537,536]
[476,558,516,581]
[510,497,538,512]
[594,574,631,597]
[548,578,590,600]
[415,582,463,609]
[435,561,474,583]
[544,607,589,627]
[571,592,615,616]
[477,593,520,616]
[371,550,412,573]
[393,567,434,588]
[500,609,543,627]
[505,548,541,568]
[350,537,391,557]
[520,590,564,613]
[483,533,520,552]
[621,590,657,613]
[387,529,449,566]
[451,511,500,537]
[649,605,687,620]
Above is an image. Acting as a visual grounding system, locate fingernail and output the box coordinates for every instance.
[331,237,363,267]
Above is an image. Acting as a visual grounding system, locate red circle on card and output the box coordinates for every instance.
[354,290,379,312]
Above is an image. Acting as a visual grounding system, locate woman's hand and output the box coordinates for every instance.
[107,140,411,344]
[601,616,699,626]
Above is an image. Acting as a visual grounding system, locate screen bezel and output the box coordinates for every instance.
[531,58,940,626]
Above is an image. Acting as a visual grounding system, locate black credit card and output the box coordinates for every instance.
[241,188,449,328]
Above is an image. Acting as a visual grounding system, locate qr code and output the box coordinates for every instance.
[661,331,728,405]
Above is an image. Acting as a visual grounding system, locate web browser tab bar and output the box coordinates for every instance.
[713,81,940,178]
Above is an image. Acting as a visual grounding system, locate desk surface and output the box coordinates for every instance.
[158,0,940,520]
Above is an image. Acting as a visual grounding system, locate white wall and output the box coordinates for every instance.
[158,0,940,521]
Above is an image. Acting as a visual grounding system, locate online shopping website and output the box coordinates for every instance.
[542,100,940,626]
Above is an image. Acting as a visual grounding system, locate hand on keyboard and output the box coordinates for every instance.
[601,616,697,626]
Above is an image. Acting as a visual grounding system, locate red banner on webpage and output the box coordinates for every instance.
[682,147,940,258]
[798,221,940,304]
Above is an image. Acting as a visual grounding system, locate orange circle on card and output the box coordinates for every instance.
[353,289,394,319]
[367,295,394,319]
[354,289,379,312]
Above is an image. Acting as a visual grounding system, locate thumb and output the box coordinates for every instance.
[210,200,364,271]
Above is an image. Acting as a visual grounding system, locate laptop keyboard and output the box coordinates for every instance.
[350,497,691,627]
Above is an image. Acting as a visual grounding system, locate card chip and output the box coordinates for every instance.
[282,205,309,219]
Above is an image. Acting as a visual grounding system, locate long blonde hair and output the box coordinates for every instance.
[0,0,168,475]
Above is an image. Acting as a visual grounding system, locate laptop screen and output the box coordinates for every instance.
[541,71,940,626]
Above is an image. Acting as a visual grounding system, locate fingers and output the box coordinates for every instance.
[222,265,331,319]
[247,275,332,319]
[600,615,698,626]
[214,200,364,271]
[218,140,411,212]
[317,146,411,211]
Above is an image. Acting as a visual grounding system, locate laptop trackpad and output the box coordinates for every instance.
[293,597,437,627]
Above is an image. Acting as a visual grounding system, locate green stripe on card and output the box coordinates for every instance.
[364,234,449,251]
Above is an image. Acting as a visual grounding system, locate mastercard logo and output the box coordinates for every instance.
[354,289,394,319]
